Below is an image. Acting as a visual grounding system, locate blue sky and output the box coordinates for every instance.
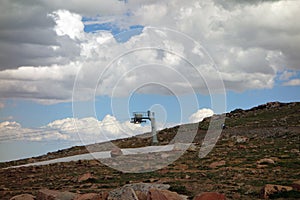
[0,0,300,161]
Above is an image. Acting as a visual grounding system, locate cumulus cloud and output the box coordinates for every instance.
[189,108,214,123]
[0,115,150,143]
[0,0,299,103]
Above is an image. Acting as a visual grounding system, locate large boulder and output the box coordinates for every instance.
[147,188,186,200]
[193,192,226,200]
[74,193,102,200]
[110,147,123,157]
[10,194,36,200]
[260,184,293,199]
[36,189,76,200]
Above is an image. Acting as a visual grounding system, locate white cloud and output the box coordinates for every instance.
[48,10,84,40]
[0,115,150,144]
[189,108,214,123]
[0,0,299,103]
[283,79,300,86]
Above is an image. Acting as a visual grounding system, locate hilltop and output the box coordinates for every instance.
[0,101,299,199]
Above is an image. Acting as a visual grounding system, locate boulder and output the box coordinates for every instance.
[74,193,102,200]
[257,158,275,165]
[36,189,76,200]
[78,172,95,183]
[235,136,248,144]
[209,160,226,169]
[147,188,186,200]
[10,194,36,200]
[260,184,293,199]
[108,183,170,200]
[110,147,123,157]
[193,192,226,200]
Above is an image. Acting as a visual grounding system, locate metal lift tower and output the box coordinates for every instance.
[130,111,158,145]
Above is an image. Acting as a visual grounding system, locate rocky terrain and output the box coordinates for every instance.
[0,101,299,199]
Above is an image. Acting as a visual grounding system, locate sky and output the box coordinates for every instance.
[0,0,300,161]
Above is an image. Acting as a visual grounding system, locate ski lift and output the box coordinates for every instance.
[130,110,158,145]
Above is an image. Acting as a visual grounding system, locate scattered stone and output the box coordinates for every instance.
[257,158,275,165]
[78,172,95,183]
[291,149,300,153]
[260,184,293,199]
[209,160,226,169]
[237,145,247,149]
[147,188,186,200]
[193,192,226,200]
[10,194,36,200]
[110,147,123,157]
[235,136,249,144]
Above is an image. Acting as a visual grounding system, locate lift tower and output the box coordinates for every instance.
[130,111,158,145]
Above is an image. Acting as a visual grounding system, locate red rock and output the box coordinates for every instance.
[147,188,185,200]
[209,160,226,169]
[78,172,95,183]
[36,189,76,200]
[136,191,147,200]
[74,193,102,200]
[110,147,123,157]
[100,191,109,200]
[260,184,293,199]
[193,192,226,200]
[10,194,35,200]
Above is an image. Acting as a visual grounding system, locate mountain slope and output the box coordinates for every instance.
[0,101,299,199]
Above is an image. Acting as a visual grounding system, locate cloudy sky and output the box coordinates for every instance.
[0,0,299,161]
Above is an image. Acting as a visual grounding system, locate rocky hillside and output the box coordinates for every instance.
[0,101,299,199]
